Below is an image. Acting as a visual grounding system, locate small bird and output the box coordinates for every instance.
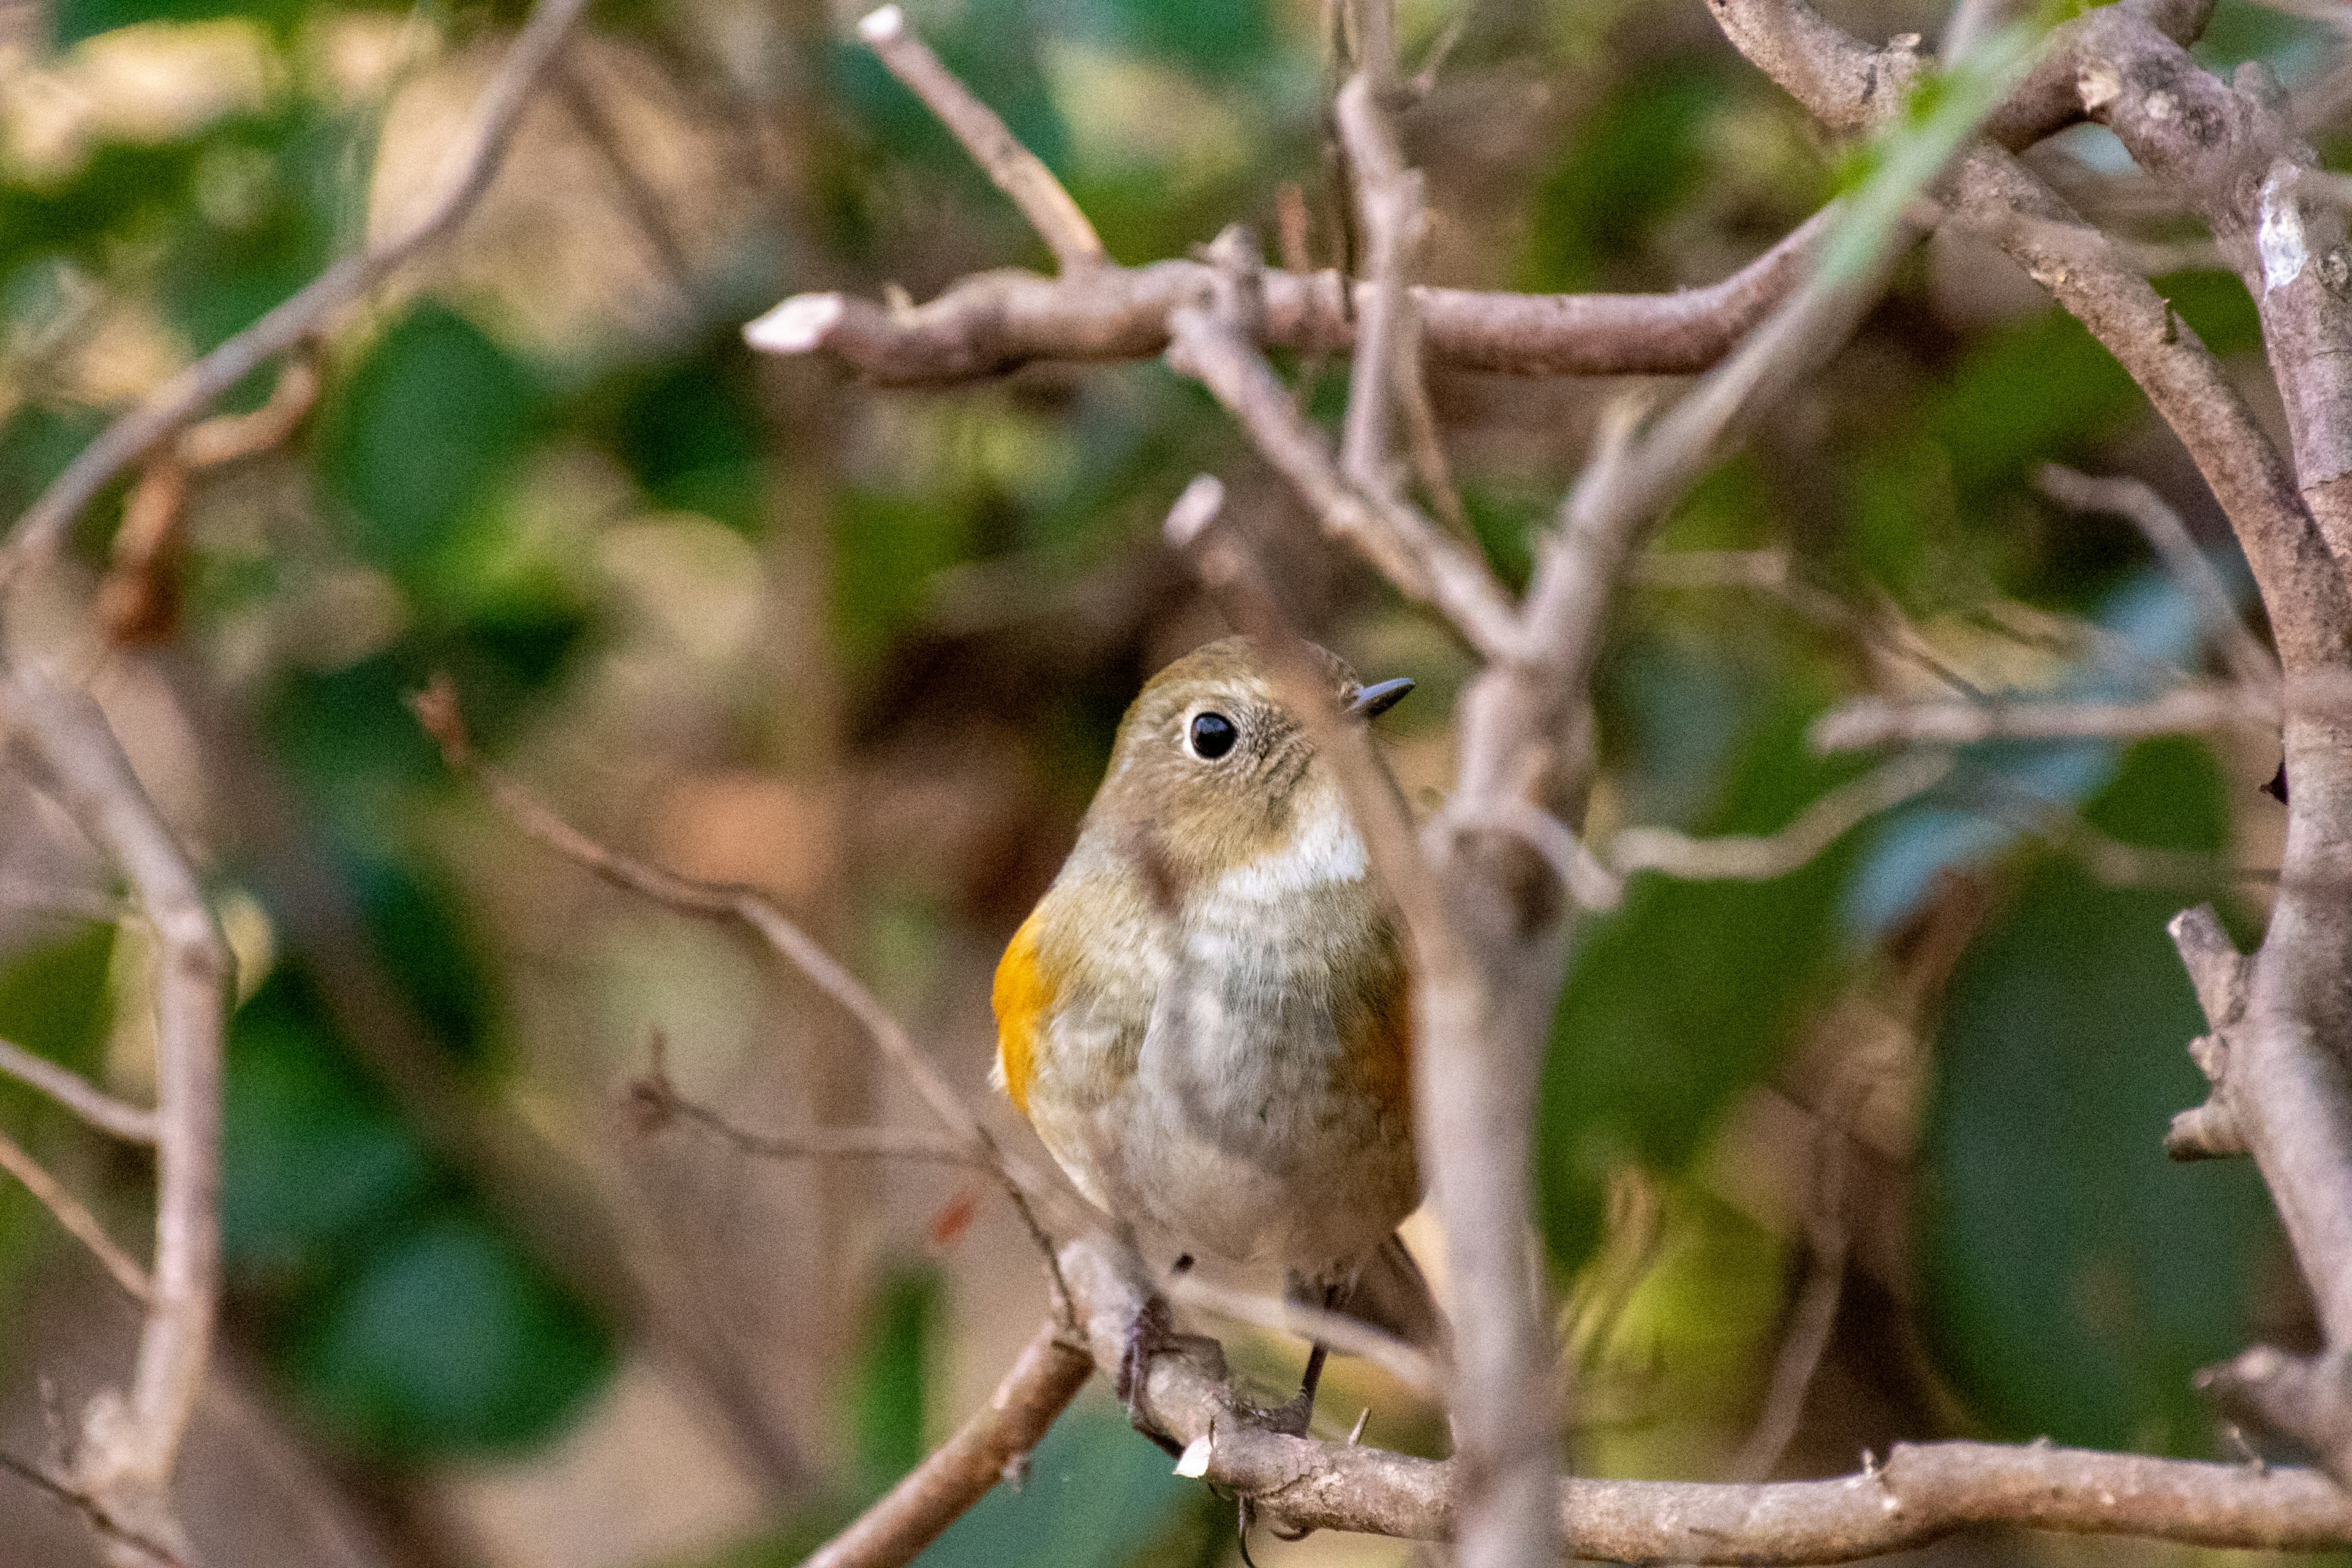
[993,635,1438,1433]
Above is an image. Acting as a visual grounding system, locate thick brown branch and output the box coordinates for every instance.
[0,0,591,590]
[801,1319,1093,1568]
[744,207,1834,383]
[1062,1232,2352,1559]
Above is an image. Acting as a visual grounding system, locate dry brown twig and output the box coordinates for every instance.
[854,4,1105,272]
[96,350,322,647]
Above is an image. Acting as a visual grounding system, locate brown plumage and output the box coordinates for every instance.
[993,636,1441,1370]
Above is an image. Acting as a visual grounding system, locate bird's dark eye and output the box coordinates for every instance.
[1188,711,1237,760]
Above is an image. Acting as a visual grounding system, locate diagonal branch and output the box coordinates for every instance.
[0,1035,158,1145]
[801,1318,1095,1568]
[852,4,1105,272]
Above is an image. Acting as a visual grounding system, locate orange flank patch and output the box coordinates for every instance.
[992,912,1055,1117]
[1347,966,1414,1122]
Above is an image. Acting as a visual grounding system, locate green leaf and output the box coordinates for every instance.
[282,1208,613,1457]
[1539,655,1860,1269]
[322,305,540,585]
[1920,738,2278,1453]
[852,1265,941,1491]
[221,967,434,1280]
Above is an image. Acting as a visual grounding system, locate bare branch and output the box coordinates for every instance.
[0,1036,157,1145]
[1063,1231,2352,1557]
[2036,465,2279,690]
[850,5,1105,273]
[1729,1085,1863,1483]
[0,0,591,593]
[1335,74,1419,496]
[0,1125,153,1303]
[624,1036,977,1166]
[407,677,1079,1310]
[0,661,231,1566]
[800,1318,1094,1568]
[744,206,1836,383]
[1608,753,1951,883]
[1811,685,2267,750]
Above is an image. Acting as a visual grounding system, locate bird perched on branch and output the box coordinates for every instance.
[993,635,1438,1435]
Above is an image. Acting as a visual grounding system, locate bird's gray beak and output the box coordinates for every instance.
[1346,677,1414,720]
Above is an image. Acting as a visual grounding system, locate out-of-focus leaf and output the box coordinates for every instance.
[852,1265,940,1491]
[0,922,115,1072]
[2158,268,2262,359]
[1539,648,1860,1269]
[282,1209,612,1457]
[221,967,435,1280]
[322,305,540,584]
[1920,736,2278,1454]
[1578,1182,1789,1479]
[605,346,765,533]
[55,0,300,43]
[1520,61,1725,293]
[920,1396,1219,1568]
[837,486,981,673]
[1085,0,1272,75]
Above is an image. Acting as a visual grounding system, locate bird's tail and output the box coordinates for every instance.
[1306,1232,1446,1351]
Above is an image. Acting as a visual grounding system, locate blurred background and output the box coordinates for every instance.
[0,0,2335,1561]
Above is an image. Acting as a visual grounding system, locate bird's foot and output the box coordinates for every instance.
[1118,1295,1186,1457]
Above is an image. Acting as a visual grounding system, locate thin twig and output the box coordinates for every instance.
[0,1037,157,1145]
[853,5,1105,272]
[2037,465,2279,691]
[1164,295,1520,662]
[0,0,592,590]
[1608,752,1952,882]
[1811,685,2269,751]
[624,1035,978,1166]
[0,1451,186,1568]
[1727,1082,1863,1483]
[0,1125,153,1302]
[407,677,1077,1318]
